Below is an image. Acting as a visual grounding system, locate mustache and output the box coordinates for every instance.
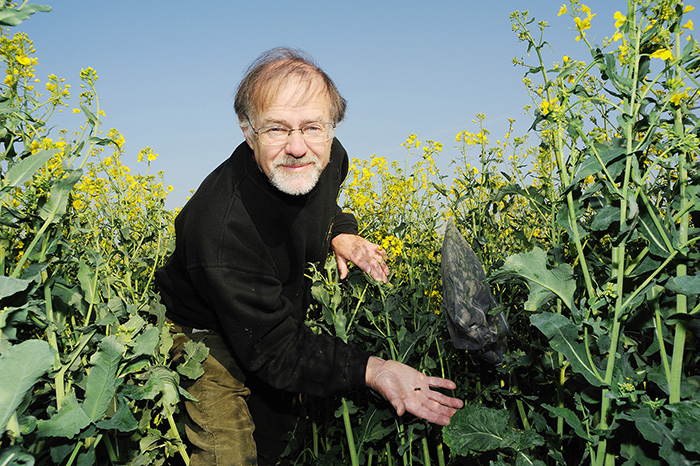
[273,154,320,168]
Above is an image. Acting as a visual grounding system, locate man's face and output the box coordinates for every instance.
[243,77,333,196]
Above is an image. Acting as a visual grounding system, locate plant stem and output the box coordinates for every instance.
[341,397,359,466]
[670,26,689,404]
[421,436,431,466]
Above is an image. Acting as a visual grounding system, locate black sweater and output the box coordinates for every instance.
[156,139,370,397]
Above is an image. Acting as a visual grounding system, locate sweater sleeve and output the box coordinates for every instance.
[200,263,370,396]
[331,206,358,237]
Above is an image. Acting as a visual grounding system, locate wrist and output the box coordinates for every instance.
[365,356,385,388]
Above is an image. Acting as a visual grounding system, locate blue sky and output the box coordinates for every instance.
[16,1,654,208]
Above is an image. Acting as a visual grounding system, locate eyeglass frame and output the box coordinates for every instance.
[245,116,336,146]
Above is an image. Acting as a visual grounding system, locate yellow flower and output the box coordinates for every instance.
[16,55,31,66]
[614,11,625,29]
[684,4,695,13]
[650,48,673,60]
[73,108,81,114]
[683,19,694,30]
[558,4,567,16]
[670,87,691,105]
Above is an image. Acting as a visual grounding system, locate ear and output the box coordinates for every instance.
[240,122,254,149]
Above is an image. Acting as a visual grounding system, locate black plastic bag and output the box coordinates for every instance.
[441,221,509,364]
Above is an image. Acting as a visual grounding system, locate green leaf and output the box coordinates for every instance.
[79,104,101,127]
[0,446,36,466]
[3,149,57,188]
[82,336,124,422]
[121,372,163,401]
[0,340,54,432]
[38,169,82,223]
[36,390,90,438]
[573,138,627,183]
[0,3,51,26]
[443,404,544,456]
[95,396,138,433]
[490,247,576,313]
[515,454,547,466]
[531,313,605,387]
[129,326,160,358]
[542,404,590,441]
[333,311,348,343]
[77,261,97,305]
[666,401,700,454]
[0,276,31,300]
[638,201,672,257]
[590,205,620,232]
[176,340,209,380]
[149,365,181,407]
[666,275,700,297]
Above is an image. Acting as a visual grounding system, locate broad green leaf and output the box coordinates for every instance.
[0,340,54,432]
[491,247,576,312]
[530,313,605,387]
[620,442,663,466]
[36,390,90,438]
[542,404,590,441]
[0,446,36,466]
[129,326,160,358]
[95,396,138,433]
[590,205,620,232]
[638,201,672,257]
[0,276,31,300]
[2,149,57,187]
[121,371,163,401]
[77,261,97,305]
[443,404,543,456]
[83,336,124,422]
[0,3,51,26]
[176,340,209,380]
[667,401,700,454]
[38,169,82,223]
[150,365,181,407]
[333,312,348,343]
[358,406,394,444]
[666,275,700,296]
[515,454,547,466]
[573,138,627,183]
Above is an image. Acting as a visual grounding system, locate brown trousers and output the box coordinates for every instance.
[169,322,302,466]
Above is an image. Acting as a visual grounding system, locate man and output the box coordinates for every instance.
[156,48,463,466]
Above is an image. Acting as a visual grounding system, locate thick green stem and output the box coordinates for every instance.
[421,436,431,466]
[341,397,359,466]
[670,27,689,404]
[164,403,190,466]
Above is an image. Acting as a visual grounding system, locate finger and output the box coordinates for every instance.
[406,400,455,426]
[426,390,464,410]
[426,376,457,391]
[337,256,348,279]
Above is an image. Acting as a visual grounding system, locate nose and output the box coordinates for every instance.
[285,130,308,158]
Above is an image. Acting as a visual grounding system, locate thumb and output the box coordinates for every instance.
[336,255,349,279]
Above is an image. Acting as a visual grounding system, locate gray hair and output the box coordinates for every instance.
[234,47,347,127]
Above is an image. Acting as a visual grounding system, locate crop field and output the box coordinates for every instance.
[1,1,699,465]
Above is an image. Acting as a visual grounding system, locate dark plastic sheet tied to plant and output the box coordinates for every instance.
[441,221,509,364]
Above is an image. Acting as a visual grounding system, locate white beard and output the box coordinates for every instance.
[268,156,323,195]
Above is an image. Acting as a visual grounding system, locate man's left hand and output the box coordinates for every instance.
[331,233,390,283]
[365,356,464,426]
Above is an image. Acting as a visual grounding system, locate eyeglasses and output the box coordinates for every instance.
[247,117,335,146]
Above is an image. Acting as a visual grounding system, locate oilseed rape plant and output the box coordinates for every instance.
[0,4,190,466]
